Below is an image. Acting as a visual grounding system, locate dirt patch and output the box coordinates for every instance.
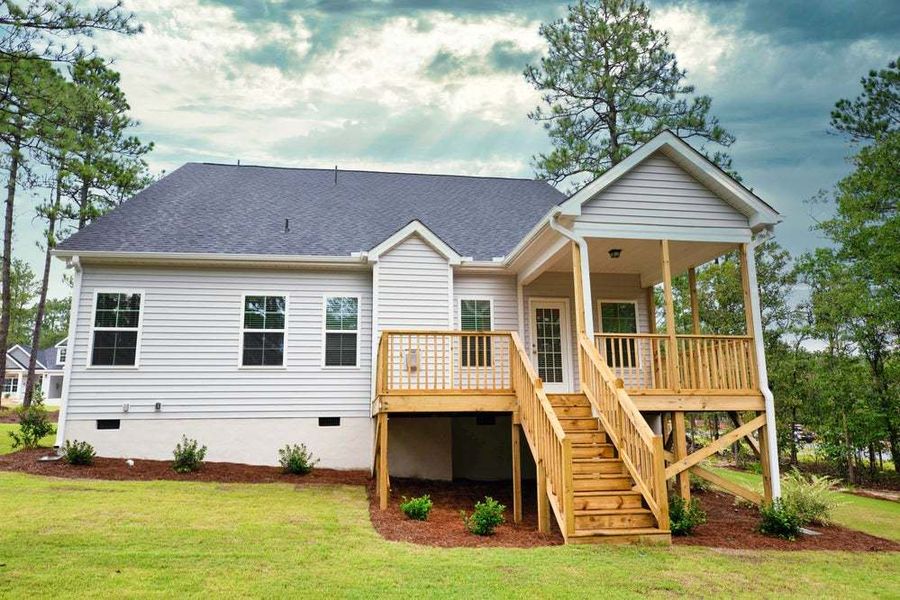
[674,490,900,552]
[850,488,900,503]
[0,407,59,424]
[0,448,368,485]
[369,478,563,548]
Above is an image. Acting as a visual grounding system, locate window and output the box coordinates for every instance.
[460,299,492,367]
[91,292,142,366]
[324,297,358,367]
[600,301,638,368]
[57,347,67,364]
[3,377,18,394]
[241,295,286,367]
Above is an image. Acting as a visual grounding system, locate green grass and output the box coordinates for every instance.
[0,473,897,598]
[708,466,900,542]
[0,422,56,455]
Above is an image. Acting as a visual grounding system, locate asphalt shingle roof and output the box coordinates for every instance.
[58,163,566,260]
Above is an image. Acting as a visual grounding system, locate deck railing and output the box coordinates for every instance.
[509,331,574,536]
[378,330,513,395]
[594,333,757,393]
[579,333,668,530]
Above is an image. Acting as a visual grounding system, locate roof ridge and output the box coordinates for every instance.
[192,162,552,184]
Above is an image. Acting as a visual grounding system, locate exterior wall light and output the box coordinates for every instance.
[608,248,622,259]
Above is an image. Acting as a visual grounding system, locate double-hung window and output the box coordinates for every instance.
[599,301,638,368]
[91,292,142,366]
[241,295,287,367]
[57,347,67,364]
[324,297,358,367]
[3,377,17,394]
[460,299,492,367]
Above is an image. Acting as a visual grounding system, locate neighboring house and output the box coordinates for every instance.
[2,338,67,406]
[52,131,782,544]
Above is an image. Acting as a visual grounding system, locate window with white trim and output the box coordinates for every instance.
[241,295,286,367]
[460,299,492,367]
[324,297,358,367]
[3,377,18,394]
[57,347,67,364]
[91,292,142,366]
[599,301,638,368]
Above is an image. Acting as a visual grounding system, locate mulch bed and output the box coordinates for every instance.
[369,478,564,548]
[674,490,900,552]
[0,407,60,424]
[0,448,369,485]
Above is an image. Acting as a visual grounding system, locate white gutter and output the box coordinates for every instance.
[747,227,781,499]
[54,257,82,450]
[51,249,369,266]
[548,208,594,335]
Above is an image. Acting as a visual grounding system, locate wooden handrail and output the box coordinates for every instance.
[594,332,757,392]
[508,331,574,536]
[379,331,513,394]
[579,333,669,530]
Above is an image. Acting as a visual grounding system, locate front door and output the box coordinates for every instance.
[529,298,572,393]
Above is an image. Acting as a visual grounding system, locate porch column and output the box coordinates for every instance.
[688,267,701,334]
[511,416,522,524]
[571,240,594,337]
[740,243,781,500]
[660,240,679,391]
[673,411,691,502]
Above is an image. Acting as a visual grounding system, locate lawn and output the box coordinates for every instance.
[709,466,900,542]
[0,473,898,599]
[0,422,56,455]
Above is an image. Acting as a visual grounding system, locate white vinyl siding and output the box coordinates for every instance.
[578,152,750,231]
[452,274,518,332]
[523,272,650,390]
[376,234,451,330]
[65,265,372,420]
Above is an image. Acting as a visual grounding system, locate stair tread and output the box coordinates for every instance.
[573,457,622,463]
[575,508,651,516]
[574,490,642,497]
[574,472,632,479]
[571,527,669,537]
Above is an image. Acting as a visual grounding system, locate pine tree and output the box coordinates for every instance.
[525,0,734,188]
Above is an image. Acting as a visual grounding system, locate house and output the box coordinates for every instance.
[52,131,782,544]
[2,339,67,406]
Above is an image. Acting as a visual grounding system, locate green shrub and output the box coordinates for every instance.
[780,468,839,526]
[758,499,802,540]
[63,440,95,465]
[462,496,505,536]
[172,435,207,473]
[668,495,708,536]
[278,443,318,475]
[8,401,55,449]
[400,495,433,521]
[689,473,711,492]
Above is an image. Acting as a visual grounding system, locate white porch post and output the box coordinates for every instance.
[577,238,594,336]
[743,244,782,499]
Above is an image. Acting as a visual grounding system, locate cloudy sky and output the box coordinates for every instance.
[19,0,899,297]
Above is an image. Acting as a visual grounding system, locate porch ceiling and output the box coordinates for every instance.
[546,238,738,287]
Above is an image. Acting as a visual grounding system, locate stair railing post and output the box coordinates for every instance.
[562,436,575,537]
[652,434,670,530]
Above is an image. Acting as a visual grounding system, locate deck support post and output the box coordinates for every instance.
[377,413,389,510]
[536,462,550,534]
[758,417,774,503]
[511,416,522,524]
[672,411,690,502]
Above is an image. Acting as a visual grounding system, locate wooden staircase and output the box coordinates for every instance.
[548,393,670,544]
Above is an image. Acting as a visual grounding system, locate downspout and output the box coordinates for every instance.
[548,209,594,335]
[747,227,781,498]
[54,256,82,449]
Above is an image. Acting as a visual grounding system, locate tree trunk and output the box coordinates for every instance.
[868,444,876,479]
[78,176,89,229]
[790,406,798,466]
[843,410,855,484]
[0,123,22,410]
[23,172,60,407]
